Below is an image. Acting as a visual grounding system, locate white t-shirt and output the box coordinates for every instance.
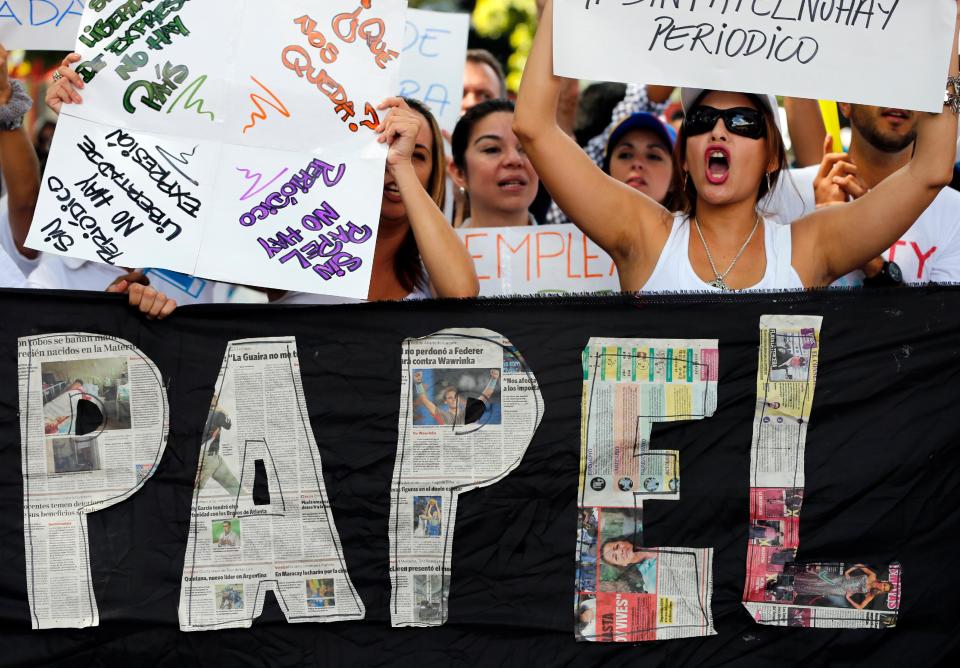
[28,255,219,304]
[0,241,29,288]
[0,195,41,278]
[642,214,804,292]
[273,284,430,305]
[766,165,960,286]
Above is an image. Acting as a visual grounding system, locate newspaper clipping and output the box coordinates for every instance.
[18,333,169,629]
[179,337,363,631]
[577,337,718,642]
[742,315,900,629]
[389,328,543,627]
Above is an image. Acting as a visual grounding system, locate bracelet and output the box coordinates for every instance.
[0,80,32,131]
[945,75,960,114]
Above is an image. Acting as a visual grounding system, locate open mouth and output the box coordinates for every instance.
[383,181,402,202]
[626,177,648,190]
[705,146,730,185]
[497,176,528,192]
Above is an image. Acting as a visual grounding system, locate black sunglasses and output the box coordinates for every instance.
[684,106,767,140]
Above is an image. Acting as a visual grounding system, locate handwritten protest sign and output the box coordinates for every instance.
[0,0,83,50]
[26,0,407,299]
[457,224,620,296]
[398,8,468,135]
[554,0,956,113]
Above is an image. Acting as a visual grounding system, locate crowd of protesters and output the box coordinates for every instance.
[3,0,960,316]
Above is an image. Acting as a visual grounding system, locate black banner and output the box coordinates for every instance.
[1,288,958,666]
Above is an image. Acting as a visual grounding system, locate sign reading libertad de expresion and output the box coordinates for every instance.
[554,0,956,113]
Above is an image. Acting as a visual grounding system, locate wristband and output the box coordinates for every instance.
[0,80,32,131]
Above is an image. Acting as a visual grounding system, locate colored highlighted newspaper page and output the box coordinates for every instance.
[742,315,900,629]
[576,338,717,642]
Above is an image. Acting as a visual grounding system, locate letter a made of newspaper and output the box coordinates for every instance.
[179,337,363,631]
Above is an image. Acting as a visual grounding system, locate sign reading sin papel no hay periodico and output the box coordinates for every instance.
[554,0,956,113]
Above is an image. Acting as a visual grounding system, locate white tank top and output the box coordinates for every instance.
[642,214,804,292]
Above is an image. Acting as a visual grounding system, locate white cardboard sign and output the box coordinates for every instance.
[0,0,84,50]
[457,224,621,296]
[554,0,956,113]
[27,0,408,300]
[398,8,469,135]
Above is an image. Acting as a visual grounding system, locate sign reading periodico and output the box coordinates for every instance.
[554,0,956,113]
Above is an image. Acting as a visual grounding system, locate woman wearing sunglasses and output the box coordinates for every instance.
[515,0,960,292]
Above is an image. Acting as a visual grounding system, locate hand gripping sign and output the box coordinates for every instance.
[178,337,363,631]
[741,315,900,629]
[576,338,718,642]
[18,333,169,629]
[389,328,543,627]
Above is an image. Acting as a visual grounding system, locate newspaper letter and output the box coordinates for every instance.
[742,315,901,629]
[576,338,718,641]
[19,333,169,629]
[389,328,543,626]
[179,337,363,631]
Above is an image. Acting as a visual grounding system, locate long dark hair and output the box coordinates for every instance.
[393,98,446,293]
[671,92,786,217]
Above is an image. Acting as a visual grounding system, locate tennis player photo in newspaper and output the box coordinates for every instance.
[769,329,817,382]
[211,519,241,550]
[46,436,100,474]
[413,574,446,623]
[215,583,244,612]
[41,358,132,435]
[305,579,336,609]
[413,496,443,537]
[411,368,502,426]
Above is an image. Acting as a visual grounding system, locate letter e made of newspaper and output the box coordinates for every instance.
[179,337,363,631]
[742,315,901,630]
[576,338,718,642]
[390,328,544,627]
[18,333,169,629]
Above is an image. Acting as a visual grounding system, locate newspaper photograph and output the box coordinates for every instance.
[577,338,718,641]
[742,315,901,629]
[178,337,363,631]
[18,333,169,629]
[389,328,543,627]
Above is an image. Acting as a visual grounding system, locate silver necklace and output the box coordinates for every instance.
[693,213,761,290]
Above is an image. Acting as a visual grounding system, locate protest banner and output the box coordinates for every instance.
[25,0,407,300]
[398,8,468,135]
[457,224,620,296]
[1,286,958,663]
[0,0,84,50]
[553,0,957,113]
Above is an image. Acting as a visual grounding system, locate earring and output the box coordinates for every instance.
[459,186,467,197]
[683,171,689,191]
[766,172,772,192]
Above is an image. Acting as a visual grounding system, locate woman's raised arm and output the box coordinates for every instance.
[513,0,672,269]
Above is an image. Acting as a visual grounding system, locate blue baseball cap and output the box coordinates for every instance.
[604,112,677,172]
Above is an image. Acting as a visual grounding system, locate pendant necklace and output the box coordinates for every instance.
[693,213,761,290]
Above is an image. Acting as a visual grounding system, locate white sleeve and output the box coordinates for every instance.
[927,193,960,283]
[0,206,41,277]
[762,167,817,225]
